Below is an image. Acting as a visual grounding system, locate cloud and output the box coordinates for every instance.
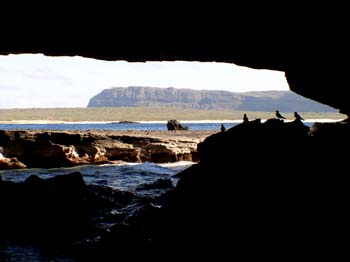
[0,54,289,108]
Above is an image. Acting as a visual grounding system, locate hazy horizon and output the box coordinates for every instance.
[0,54,290,109]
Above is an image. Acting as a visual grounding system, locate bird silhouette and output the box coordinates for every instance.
[294,112,304,121]
[220,123,226,132]
[243,113,249,123]
[275,110,286,119]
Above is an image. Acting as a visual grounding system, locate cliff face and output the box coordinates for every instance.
[87,87,335,112]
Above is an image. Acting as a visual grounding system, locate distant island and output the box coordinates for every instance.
[87,86,336,112]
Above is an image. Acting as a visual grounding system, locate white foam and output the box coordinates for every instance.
[99,160,195,171]
[304,118,343,123]
[0,153,3,159]
[158,161,195,168]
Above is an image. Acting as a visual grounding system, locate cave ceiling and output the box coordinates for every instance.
[1,22,348,113]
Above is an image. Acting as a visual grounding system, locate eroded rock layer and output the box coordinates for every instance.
[0,130,207,168]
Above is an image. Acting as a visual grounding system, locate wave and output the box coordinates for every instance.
[0,161,191,192]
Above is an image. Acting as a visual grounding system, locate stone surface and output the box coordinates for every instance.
[167,120,188,130]
[0,130,207,168]
[0,157,26,169]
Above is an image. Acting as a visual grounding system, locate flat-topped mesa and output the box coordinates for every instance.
[0,130,209,169]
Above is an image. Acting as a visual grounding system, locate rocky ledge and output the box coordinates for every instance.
[0,130,214,169]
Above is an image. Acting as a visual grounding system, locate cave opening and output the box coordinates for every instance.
[0,54,342,123]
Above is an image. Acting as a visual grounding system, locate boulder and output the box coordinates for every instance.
[167,120,188,130]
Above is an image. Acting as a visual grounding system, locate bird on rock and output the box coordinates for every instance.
[220,123,226,132]
[294,112,304,121]
[275,110,286,120]
[243,113,249,123]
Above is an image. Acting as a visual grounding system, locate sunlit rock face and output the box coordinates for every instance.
[0,157,26,169]
[0,130,199,168]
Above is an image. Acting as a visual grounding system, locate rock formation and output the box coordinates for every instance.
[0,157,26,169]
[88,87,335,112]
[166,119,188,130]
[0,172,164,259]
[0,130,202,169]
[149,118,350,259]
[1,120,348,260]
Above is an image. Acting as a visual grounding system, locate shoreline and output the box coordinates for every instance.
[0,118,344,125]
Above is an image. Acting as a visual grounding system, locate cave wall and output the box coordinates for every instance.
[1,23,348,113]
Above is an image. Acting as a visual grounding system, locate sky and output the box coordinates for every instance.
[0,54,290,108]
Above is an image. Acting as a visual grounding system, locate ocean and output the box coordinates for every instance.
[0,121,239,131]
[0,119,324,132]
[0,161,192,195]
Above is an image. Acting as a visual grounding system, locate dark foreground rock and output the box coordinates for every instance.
[0,172,165,260]
[149,118,350,259]
[1,119,349,260]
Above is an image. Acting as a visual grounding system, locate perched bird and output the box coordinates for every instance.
[243,113,249,123]
[275,110,286,120]
[294,112,304,121]
[220,123,226,132]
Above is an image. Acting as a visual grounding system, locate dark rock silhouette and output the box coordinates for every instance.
[136,178,173,191]
[0,172,157,260]
[1,119,349,260]
[166,120,188,130]
[112,120,139,124]
[275,110,286,119]
[150,118,349,259]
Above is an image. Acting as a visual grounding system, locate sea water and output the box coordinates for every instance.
[0,120,331,131]
[0,161,193,196]
[0,121,239,131]
[0,161,193,262]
